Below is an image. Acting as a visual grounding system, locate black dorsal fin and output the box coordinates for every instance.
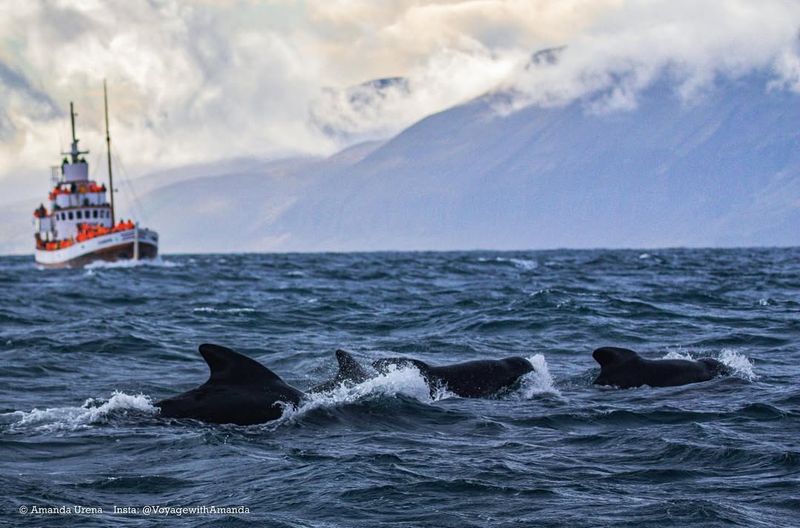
[335,350,371,382]
[592,347,640,368]
[199,343,282,385]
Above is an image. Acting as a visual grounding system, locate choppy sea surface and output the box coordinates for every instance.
[1,249,798,527]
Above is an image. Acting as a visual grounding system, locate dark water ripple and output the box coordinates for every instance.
[1,248,799,527]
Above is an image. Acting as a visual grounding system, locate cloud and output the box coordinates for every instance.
[503,0,800,112]
[1,0,800,196]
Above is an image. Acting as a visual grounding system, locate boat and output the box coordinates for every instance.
[32,82,158,268]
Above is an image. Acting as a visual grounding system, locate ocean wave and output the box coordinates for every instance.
[503,257,538,271]
[84,257,180,270]
[479,256,538,271]
[4,391,157,432]
[192,306,257,314]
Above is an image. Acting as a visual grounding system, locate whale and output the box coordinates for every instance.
[157,343,304,425]
[308,349,372,393]
[592,347,730,389]
[372,356,534,398]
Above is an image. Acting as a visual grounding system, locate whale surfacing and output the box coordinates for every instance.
[592,346,730,389]
[308,349,372,393]
[373,356,534,398]
[157,344,304,425]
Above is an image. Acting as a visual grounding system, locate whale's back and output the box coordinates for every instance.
[158,344,304,425]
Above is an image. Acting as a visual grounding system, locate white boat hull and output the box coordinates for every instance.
[35,229,159,268]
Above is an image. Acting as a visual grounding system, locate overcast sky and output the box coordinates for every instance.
[2,0,800,200]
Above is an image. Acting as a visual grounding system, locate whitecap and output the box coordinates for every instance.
[507,258,538,271]
[6,391,157,432]
[489,257,538,271]
[84,257,180,270]
[192,306,256,314]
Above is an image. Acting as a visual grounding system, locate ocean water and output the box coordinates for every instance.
[1,249,798,527]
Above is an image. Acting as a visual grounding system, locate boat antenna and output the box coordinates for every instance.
[63,102,88,163]
[104,79,116,226]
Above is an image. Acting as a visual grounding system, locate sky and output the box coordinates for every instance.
[2,0,800,201]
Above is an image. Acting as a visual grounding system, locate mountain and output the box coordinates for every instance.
[2,72,799,255]
[252,72,800,251]
[132,141,383,253]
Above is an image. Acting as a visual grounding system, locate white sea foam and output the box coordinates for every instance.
[663,348,757,381]
[84,257,180,270]
[514,354,560,398]
[510,258,538,271]
[278,365,441,423]
[484,256,538,270]
[6,391,157,432]
[502,257,538,271]
[192,306,256,314]
[663,349,694,361]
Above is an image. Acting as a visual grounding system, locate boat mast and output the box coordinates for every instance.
[104,80,116,226]
[65,102,87,163]
[69,102,77,161]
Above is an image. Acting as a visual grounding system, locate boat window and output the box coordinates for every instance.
[93,210,98,218]
[68,212,74,220]
[76,211,82,219]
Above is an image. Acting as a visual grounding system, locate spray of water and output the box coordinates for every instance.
[663,349,757,380]
[5,391,157,432]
